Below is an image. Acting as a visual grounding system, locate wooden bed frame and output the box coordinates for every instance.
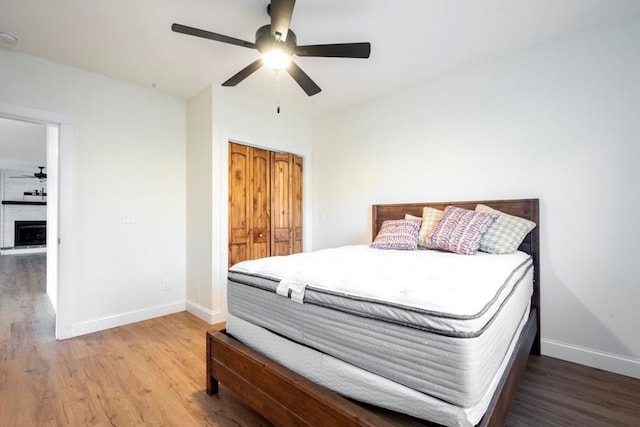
[207,198,540,426]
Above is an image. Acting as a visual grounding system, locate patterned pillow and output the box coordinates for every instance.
[475,204,536,254]
[419,207,444,248]
[426,206,498,255]
[371,218,421,250]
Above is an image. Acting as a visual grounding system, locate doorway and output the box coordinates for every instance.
[0,101,71,339]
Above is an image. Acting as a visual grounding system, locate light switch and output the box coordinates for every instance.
[121,212,135,224]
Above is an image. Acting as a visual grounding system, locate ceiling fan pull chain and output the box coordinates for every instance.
[275,70,282,114]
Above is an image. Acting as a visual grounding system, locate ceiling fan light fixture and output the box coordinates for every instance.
[262,48,291,70]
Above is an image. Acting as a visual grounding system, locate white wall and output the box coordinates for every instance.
[1,171,48,248]
[0,49,187,338]
[185,85,313,323]
[312,17,640,378]
[185,86,213,322]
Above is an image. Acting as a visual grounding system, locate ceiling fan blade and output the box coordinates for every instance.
[172,23,256,49]
[222,59,264,87]
[286,61,321,96]
[270,0,296,41]
[296,42,371,58]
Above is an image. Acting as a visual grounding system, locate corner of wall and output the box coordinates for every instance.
[186,86,214,320]
[186,300,225,325]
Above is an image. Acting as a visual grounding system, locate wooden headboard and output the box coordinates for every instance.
[372,198,540,354]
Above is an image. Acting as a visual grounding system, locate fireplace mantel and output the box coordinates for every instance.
[2,201,47,205]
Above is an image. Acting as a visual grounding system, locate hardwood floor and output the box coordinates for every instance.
[1,253,639,426]
[0,254,269,427]
[509,355,640,426]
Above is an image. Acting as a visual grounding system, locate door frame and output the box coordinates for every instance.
[215,130,312,321]
[0,101,73,339]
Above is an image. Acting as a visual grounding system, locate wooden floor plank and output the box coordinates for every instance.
[1,253,639,426]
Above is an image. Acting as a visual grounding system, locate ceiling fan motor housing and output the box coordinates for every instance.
[255,25,296,56]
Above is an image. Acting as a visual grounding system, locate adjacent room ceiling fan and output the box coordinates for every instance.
[10,166,47,181]
[172,0,371,96]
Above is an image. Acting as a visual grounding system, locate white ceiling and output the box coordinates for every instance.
[1,0,640,118]
[0,117,46,171]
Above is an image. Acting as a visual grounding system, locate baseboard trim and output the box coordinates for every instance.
[185,300,225,325]
[542,338,640,379]
[68,301,186,338]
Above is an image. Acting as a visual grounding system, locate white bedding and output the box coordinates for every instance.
[230,245,532,334]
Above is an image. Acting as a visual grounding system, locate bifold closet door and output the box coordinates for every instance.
[228,143,271,267]
[270,152,303,256]
[292,154,303,254]
[229,142,302,266]
[270,152,292,256]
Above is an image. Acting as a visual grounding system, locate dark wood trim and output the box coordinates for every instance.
[2,200,47,205]
[208,329,396,427]
[206,329,218,395]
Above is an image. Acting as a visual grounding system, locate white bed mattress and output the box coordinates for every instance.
[230,245,532,335]
[227,246,534,408]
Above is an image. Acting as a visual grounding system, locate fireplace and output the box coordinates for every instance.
[14,220,46,247]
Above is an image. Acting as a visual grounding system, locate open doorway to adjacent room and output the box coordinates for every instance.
[0,105,63,338]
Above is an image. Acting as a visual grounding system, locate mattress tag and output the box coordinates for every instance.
[276,279,295,297]
[290,283,307,304]
[276,279,306,303]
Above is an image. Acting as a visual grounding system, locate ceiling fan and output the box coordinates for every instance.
[172,0,371,96]
[10,166,47,181]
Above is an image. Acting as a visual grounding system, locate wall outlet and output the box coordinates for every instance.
[161,279,170,291]
[121,212,136,224]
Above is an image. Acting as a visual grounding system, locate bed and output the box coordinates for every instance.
[207,198,540,426]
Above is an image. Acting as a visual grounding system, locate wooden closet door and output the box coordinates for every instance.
[292,154,303,254]
[270,152,303,256]
[250,147,271,259]
[228,143,270,267]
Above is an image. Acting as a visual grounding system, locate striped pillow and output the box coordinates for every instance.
[419,207,444,248]
[426,206,498,255]
[371,218,421,250]
[476,204,536,254]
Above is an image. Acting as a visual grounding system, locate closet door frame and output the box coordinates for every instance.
[229,143,302,263]
[217,133,311,320]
